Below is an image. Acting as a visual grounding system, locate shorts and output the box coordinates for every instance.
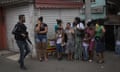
[56,44,63,53]
[95,39,105,53]
[35,35,47,43]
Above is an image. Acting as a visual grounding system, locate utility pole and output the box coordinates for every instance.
[85,0,91,27]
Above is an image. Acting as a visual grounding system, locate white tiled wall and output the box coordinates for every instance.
[5,4,35,53]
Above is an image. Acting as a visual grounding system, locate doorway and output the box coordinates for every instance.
[0,7,7,50]
[104,25,115,51]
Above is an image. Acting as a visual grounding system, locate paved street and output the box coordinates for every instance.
[0,51,120,72]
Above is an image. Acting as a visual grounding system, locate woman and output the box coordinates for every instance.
[86,21,95,62]
[35,17,48,62]
[95,19,105,64]
[65,23,75,60]
[74,17,85,60]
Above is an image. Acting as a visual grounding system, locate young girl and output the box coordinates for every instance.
[82,33,90,61]
[55,28,64,60]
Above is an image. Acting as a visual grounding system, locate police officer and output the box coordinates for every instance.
[12,15,30,70]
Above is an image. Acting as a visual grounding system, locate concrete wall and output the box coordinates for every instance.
[80,0,106,20]
[5,4,36,57]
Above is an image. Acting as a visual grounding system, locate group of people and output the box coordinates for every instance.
[54,17,106,63]
[12,15,105,70]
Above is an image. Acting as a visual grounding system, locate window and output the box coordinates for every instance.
[83,0,95,3]
[91,0,95,3]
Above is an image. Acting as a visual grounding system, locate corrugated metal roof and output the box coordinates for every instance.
[0,0,33,6]
[35,0,83,8]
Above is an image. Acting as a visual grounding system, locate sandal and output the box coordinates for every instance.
[98,60,104,64]
[44,58,48,62]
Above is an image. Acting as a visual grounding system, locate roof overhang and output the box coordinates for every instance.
[0,0,33,7]
[35,0,83,9]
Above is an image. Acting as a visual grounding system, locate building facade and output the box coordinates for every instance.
[80,0,106,20]
[0,0,107,56]
[0,0,83,57]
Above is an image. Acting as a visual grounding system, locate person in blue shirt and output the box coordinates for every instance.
[54,19,63,33]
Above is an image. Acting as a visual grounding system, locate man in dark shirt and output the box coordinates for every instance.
[12,15,30,70]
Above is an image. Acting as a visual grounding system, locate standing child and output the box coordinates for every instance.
[82,33,90,61]
[55,28,64,60]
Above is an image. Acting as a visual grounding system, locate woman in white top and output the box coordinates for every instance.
[74,17,85,60]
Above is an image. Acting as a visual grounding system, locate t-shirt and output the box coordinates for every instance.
[86,28,95,38]
[83,42,89,47]
[56,34,62,44]
[95,25,104,37]
[35,23,48,35]
[75,22,85,38]
[54,24,59,32]
[77,22,85,30]
[54,24,63,33]
[65,28,74,41]
[83,38,89,47]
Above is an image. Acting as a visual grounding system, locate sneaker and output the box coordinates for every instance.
[98,60,104,64]
[39,58,43,62]
[89,60,93,63]
[44,58,48,62]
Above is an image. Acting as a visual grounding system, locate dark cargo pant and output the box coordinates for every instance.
[16,40,30,67]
